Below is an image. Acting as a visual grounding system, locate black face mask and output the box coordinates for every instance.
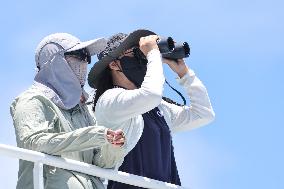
[119,56,147,87]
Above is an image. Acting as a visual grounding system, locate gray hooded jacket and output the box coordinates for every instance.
[10,33,124,189]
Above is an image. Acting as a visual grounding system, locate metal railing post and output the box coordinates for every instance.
[33,161,44,189]
[0,144,189,189]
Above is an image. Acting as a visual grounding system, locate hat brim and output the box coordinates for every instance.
[67,38,107,56]
[88,29,156,88]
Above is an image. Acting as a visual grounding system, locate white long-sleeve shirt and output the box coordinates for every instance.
[93,49,215,169]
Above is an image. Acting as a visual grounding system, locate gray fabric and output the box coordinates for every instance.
[35,33,107,67]
[66,56,88,86]
[34,46,82,110]
[97,33,128,60]
[34,33,106,110]
[10,86,109,189]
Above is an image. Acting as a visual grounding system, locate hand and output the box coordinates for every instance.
[163,58,189,78]
[106,129,125,147]
[139,35,159,56]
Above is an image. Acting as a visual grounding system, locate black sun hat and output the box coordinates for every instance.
[88,29,156,88]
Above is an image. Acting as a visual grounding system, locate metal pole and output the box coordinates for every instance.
[33,162,44,189]
[0,144,188,189]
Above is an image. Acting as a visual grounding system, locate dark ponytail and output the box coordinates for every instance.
[92,68,114,111]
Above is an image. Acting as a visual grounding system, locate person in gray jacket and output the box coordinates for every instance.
[87,29,215,188]
[10,33,125,189]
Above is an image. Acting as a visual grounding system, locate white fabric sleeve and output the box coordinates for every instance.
[160,69,215,132]
[11,97,108,156]
[96,49,165,123]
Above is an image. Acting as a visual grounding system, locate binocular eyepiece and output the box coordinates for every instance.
[156,37,190,60]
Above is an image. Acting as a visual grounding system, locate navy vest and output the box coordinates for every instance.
[107,107,181,189]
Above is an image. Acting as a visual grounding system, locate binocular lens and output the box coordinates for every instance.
[156,36,190,60]
[183,42,190,56]
[157,37,175,53]
[161,42,190,60]
[167,37,175,51]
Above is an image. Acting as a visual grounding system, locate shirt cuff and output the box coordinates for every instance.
[104,128,110,144]
[146,49,161,62]
[176,69,195,86]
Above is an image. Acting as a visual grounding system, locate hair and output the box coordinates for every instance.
[92,67,114,111]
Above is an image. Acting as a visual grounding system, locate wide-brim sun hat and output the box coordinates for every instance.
[35,33,107,68]
[88,29,156,88]
[67,38,106,55]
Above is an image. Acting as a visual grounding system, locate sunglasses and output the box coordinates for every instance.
[65,48,91,64]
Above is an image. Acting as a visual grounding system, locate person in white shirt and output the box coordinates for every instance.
[87,29,215,188]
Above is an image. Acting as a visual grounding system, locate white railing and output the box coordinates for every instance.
[0,144,189,189]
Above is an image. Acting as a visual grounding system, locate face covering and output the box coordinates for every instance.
[34,53,83,110]
[119,56,147,87]
[67,58,88,86]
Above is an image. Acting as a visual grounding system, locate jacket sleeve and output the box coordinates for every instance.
[96,49,165,123]
[160,69,215,132]
[10,96,108,156]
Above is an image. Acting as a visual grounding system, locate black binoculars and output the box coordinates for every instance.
[157,37,190,60]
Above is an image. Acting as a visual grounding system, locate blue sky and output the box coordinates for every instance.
[0,0,283,188]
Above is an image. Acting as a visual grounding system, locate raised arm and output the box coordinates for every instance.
[96,46,165,123]
[160,59,215,132]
